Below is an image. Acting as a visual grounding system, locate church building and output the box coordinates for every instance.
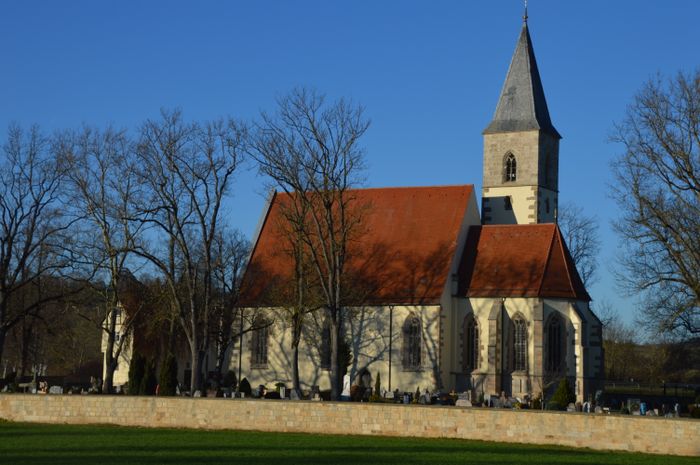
[237,17,603,402]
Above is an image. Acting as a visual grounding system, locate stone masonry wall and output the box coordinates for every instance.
[1,395,698,457]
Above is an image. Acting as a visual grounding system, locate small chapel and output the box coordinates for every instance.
[237,16,603,402]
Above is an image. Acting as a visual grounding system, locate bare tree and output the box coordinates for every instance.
[611,71,700,338]
[58,126,144,393]
[133,110,245,392]
[557,202,601,288]
[596,300,636,381]
[211,228,250,379]
[0,125,74,369]
[249,88,369,400]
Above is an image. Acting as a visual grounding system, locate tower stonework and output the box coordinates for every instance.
[482,20,560,225]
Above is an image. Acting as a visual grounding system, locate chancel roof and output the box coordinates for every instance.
[458,224,590,301]
[239,185,474,307]
[483,23,561,139]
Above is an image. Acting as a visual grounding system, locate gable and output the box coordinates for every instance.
[458,224,590,301]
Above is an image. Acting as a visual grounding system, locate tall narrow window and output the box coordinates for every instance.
[403,315,421,370]
[546,314,565,373]
[320,318,331,370]
[544,154,550,186]
[251,316,269,367]
[505,153,517,182]
[463,316,479,372]
[513,317,527,371]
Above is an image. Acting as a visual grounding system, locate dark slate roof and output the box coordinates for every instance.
[483,23,561,139]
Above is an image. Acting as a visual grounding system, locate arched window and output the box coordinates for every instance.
[545,198,550,214]
[463,315,479,372]
[505,153,517,182]
[251,316,270,367]
[403,314,421,370]
[546,314,565,373]
[320,318,331,370]
[512,316,527,371]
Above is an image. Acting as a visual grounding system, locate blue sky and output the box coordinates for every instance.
[2,1,699,324]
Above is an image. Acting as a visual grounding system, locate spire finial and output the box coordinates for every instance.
[523,0,528,23]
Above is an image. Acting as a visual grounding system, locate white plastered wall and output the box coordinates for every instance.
[100,307,132,387]
[231,304,442,394]
[444,296,597,402]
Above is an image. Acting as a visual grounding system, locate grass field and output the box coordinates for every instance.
[0,421,698,465]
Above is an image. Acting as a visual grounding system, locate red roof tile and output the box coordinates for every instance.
[239,185,474,307]
[458,224,590,301]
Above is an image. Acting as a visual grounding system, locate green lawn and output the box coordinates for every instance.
[0,421,697,465]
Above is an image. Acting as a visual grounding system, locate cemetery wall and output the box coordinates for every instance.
[0,394,698,457]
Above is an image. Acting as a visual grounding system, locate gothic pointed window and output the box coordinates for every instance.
[512,316,527,371]
[505,153,517,182]
[251,316,270,367]
[463,315,479,372]
[320,318,331,370]
[403,314,422,370]
[545,314,565,373]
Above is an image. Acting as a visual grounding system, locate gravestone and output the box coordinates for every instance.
[456,391,472,407]
[290,389,300,401]
[341,374,351,398]
[49,385,63,394]
[628,398,641,415]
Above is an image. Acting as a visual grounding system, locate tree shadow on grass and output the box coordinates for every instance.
[0,423,694,465]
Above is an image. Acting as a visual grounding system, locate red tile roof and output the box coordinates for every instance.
[239,185,474,307]
[458,224,590,301]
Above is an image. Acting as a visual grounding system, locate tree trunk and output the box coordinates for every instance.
[196,348,207,392]
[19,320,31,377]
[0,325,6,376]
[330,317,341,401]
[291,312,302,397]
[102,307,119,394]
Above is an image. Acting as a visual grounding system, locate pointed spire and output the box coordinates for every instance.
[483,20,561,139]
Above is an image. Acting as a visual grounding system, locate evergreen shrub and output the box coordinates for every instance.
[128,353,146,395]
[550,378,575,409]
[158,354,178,396]
[239,377,252,396]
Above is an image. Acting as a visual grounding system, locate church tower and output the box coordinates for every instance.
[481,14,560,225]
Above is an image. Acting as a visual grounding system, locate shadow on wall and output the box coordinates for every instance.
[482,196,517,224]
[237,237,459,392]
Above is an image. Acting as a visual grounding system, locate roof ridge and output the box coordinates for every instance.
[537,225,558,296]
[553,226,575,296]
[276,184,474,195]
[480,223,554,229]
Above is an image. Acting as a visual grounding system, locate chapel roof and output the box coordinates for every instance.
[483,22,561,139]
[239,185,474,307]
[458,224,590,301]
